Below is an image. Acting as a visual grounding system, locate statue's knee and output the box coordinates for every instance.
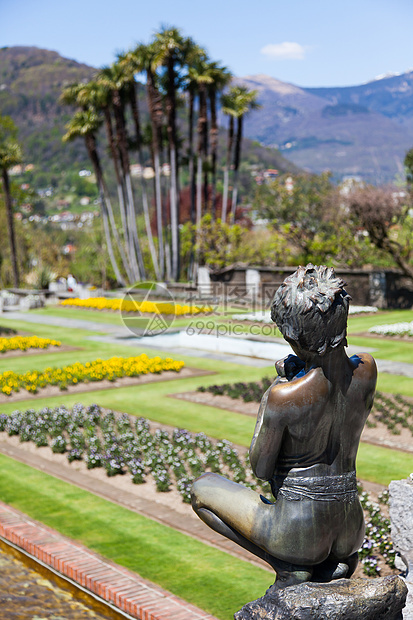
[191,472,218,510]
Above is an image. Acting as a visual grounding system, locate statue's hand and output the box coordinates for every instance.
[275,354,305,381]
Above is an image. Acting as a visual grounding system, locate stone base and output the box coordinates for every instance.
[234,576,408,620]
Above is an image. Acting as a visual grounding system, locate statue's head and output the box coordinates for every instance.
[271,264,351,357]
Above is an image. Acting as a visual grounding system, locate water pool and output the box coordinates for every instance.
[0,545,116,619]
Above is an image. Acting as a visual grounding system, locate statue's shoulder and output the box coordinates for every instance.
[350,352,377,382]
[267,367,328,411]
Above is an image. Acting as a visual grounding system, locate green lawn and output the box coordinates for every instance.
[348,310,413,334]
[0,453,270,620]
[29,305,125,326]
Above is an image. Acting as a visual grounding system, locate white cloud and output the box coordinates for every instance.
[260,42,307,60]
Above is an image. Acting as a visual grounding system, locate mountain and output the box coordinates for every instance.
[0,46,297,193]
[233,73,413,183]
[0,46,96,170]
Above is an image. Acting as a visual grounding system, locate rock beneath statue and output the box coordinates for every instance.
[389,478,413,564]
[234,576,407,620]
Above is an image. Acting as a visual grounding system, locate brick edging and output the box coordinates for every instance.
[0,500,218,620]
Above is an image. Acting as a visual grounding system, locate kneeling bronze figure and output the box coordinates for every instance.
[191,264,377,589]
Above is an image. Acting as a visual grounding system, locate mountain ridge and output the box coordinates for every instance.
[1,45,412,184]
[234,71,413,183]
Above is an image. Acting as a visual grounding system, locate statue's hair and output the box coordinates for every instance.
[271,264,351,356]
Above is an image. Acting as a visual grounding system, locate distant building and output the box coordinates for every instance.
[63,244,76,255]
[79,196,90,206]
[130,164,143,177]
[9,164,23,176]
[263,169,278,181]
[143,167,155,179]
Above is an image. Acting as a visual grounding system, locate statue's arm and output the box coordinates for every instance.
[249,388,285,481]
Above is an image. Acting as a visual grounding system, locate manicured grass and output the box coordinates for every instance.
[348,310,413,334]
[0,453,270,619]
[30,305,125,326]
[348,335,413,363]
[357,443,413,485]
[377,373,413,397]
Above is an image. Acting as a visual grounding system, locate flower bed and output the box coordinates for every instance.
[0,404,397,577]
[60,297,212,316]
[369,321,413,337]
[0,354,185,396]
[0,336,61,354]
[198,381,413,438]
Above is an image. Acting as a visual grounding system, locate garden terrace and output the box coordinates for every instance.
[0,404,398,579]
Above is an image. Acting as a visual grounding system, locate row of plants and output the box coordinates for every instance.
[0,354,185,396]
[0,404,398,577]
[369,321,413,337]
[198,381,413,437]
[198,377,273,403]
[0,336,61,353]
[358,488,396,576]
[367,392,413,435]
[60,297,212,316]
[0,325,17,336]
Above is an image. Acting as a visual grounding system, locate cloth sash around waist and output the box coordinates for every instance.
[271,471,358,502]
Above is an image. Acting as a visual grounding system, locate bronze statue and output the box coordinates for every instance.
[191,265,377,589]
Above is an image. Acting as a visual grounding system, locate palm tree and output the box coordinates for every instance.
[221,90,237,223]
[207,62,232,218]
[98,64,146,281]
[0,115,22,287]
[229,86,260,223]
[61,80,133,282]
[116,51,161,280]
[74,80,135,281]
[187,58,214,230]
[63,109,126,286]
[132,42,166,280]
[151,27,188,282]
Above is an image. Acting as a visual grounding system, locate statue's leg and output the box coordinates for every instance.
[311,552,359,582]
[191,473,313,588]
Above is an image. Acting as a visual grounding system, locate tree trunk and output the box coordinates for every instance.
[101,107,133,281]
[188,87,196,280]
[209,87,218,219]
[196,85,208,222]
[166,55,180,282]
[222,115,234,222]
[102,178,133,283]
[147,70,165,279]
[85,134,125,286]
[112,90,145,281]
[2,168,19,287]
[103,106,129,252]
[230,115,243,224]
[129,81,160,280]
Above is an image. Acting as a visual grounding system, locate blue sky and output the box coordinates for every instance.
[2,0,413,88]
